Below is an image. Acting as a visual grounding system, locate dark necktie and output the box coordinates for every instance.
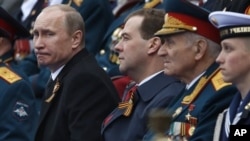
[118,83,138,116]
[46,77,54,89]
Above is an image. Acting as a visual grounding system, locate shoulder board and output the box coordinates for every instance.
[143,0,161,8]
[72,0,84,7]
[245,5,250,15]
[211,71,232,91]
[0,67,21,84]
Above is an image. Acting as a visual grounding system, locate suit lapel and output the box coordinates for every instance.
[101,108,125,133]
[37,79,56,127]
[138,72,180,102]
[102,81,138,132]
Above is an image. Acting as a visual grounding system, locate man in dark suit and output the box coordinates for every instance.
[0,7,39,141]
[14,0,116,111]
[96,0,164,100]
[143,0,238,141]
[101,8,185,141]
[33,4,119,141]
[209,11,250,141]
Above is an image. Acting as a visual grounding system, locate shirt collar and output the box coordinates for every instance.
[186,71,205,90]
[138,70,163,86]
[51,65,64,80]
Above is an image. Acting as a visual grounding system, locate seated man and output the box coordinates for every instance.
[143,0,237,140]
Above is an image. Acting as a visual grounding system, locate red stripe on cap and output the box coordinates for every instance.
[169,12,220,44]
[0,19,15,40]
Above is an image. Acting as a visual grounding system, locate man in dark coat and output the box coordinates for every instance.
[101,8,185,141]
[143,0,237,140]
[33,4,119,141]
[14,0,115,105]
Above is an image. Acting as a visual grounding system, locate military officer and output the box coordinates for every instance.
[0,6,39,141]
[143,0,238,140]
[209,11,250,141]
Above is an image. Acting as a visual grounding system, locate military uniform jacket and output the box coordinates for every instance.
[213,91,250,141]
[0,50,15,66]
[0,64,39,141]
[101,72,185,141]
[34,49,119,141]
[166,63,237,141]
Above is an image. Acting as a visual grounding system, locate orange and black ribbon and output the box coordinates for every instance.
[118,85,138,116]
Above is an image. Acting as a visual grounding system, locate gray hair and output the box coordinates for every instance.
[185,32,221,59]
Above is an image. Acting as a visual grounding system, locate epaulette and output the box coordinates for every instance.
[0,67,21,84]
[182,68,220,105]
[143,0,161,8]
[245,5,250,14]
[67,0,84,7]
[211,70,231,91]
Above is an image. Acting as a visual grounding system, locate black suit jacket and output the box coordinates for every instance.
[35,49,119,141]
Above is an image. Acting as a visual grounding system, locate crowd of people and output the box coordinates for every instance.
[0,0,250,141]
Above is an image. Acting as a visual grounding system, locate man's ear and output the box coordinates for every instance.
[148,36,162,54]
[72,30,83,49]
[194,38,208,60]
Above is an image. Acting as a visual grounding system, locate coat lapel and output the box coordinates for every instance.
[101,108,125,133]
[37,79,56,127]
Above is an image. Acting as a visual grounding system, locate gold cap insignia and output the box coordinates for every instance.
[154,13,197,36]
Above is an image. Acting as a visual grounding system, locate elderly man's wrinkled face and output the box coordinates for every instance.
[33,9,73,72]
[157,33,197,81]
